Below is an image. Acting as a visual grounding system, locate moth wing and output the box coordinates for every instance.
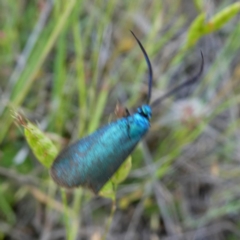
[51,117,148,193]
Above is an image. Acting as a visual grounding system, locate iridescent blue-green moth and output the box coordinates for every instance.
[50,31,204,194]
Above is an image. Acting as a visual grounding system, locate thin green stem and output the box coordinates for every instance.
[102,198,116,240]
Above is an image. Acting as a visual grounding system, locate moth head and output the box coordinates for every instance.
[138,105,152,120]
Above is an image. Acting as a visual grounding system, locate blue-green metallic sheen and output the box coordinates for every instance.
[50,105,151,193]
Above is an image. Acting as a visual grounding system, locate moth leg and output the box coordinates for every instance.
[125,108,131,116]
[115,102,130,118]
[126,119,131,139]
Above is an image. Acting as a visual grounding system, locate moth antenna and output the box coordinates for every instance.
[130,31,153,105]
[151,51,204,108]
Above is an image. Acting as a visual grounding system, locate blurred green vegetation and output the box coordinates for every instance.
[1,0,240,239]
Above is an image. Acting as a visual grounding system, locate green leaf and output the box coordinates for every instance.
[205,2,240,33]
[185,13,206,49]
[13,112,58,168]
[99,180,115,200]
[185,3,240,50]
[111,156,132,184]
[24,122,58,168]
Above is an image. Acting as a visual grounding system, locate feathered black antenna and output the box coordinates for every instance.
[151,51,204,108]
[131,31,153,105]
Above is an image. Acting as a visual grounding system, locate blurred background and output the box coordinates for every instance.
[1,0,240,239]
